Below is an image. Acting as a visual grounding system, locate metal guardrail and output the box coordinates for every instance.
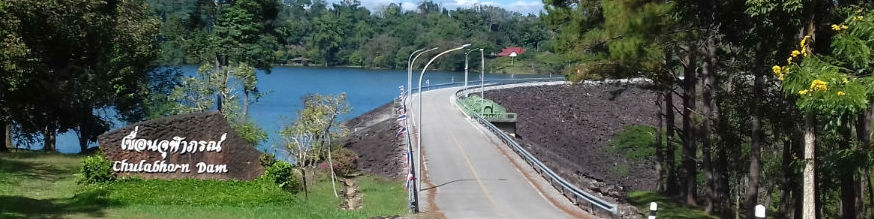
[409,77,563,93]
[453,81,620,216]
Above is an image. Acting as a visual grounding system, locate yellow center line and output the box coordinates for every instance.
[447,132,512,218]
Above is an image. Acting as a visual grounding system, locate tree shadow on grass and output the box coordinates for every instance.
[0,188,123,219]
[0,157,75,183]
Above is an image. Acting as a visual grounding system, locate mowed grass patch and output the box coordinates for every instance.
[0,151,408,219]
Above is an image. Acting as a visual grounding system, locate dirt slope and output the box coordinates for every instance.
[342,102,404,179]
[485,83,660,196]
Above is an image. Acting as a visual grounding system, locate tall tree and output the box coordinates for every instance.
[0,0,160,152]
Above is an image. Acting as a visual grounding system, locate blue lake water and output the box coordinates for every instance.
[35,66,551,154]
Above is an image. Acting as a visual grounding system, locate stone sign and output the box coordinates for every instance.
[98,112,264,180]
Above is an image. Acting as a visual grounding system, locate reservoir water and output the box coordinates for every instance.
[34,66,551,154]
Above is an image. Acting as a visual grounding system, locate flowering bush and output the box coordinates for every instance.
[775,8,874,116]
[330,148,358,177]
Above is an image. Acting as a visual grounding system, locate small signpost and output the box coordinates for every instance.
[97,112,265,180]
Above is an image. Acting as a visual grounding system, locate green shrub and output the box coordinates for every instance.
[331,148,358,177]
[259,153,276,167]
[261,161,301,193]
[79,152,115,184]
[607,125,657,161]
[231,118,268,145]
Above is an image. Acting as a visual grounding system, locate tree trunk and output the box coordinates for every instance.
[656,94,665,192]
[802,113,816,219]
[0,122,8,152]
[681,43,698,206]
[243,90,250,117]
[779,138,795,219]
[78,123,89,154]
[43,126,56,152]
[858,110,871,219]
[701,33,718,213]
[866,169,874,219]
[300,168,309,200]
[665,89,678,195]
[746,66,764,219]
[841,120,857,219]
[715,99,731,215]
[327,136,338,198]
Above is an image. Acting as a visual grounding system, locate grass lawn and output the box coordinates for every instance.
[0,152,408,219]
[627,190,719,219]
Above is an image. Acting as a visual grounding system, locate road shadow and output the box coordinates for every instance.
[0,189,121,219]
[421,178,508,191]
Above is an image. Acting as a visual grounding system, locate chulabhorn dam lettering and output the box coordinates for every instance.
[120,126,227,159]
[98,112,265,180]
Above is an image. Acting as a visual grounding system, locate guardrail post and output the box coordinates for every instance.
[648,202,657,219]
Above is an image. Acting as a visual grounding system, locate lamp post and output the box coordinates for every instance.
[408,48,438,113]
[479,48,485,111]
[415,44,470,208]
[464,48,479,91]
[405,47,435,213]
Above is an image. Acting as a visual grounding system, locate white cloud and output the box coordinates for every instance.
[351,0,541,14]
[505,0,543,14]
[401,1,418,11]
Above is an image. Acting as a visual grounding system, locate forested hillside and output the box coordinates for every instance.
[149,0,558,72]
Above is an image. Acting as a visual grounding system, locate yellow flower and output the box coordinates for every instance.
[801,47,808,57]
[832,24,842,30]
[837,91,846,96]
[853,16,864,21]
[790,50,801,57]
[787,57,793,64]
[778,74,785,81]
[841,25,849,30]
[842,78,849,83]
[810,79,828,92]
[772,65,782,75]
[799,89,809,95]
[800,35,811,48]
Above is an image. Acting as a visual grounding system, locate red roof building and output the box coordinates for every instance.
[496,47,526,57]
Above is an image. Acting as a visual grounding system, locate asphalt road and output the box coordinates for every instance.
[408,86,590,219]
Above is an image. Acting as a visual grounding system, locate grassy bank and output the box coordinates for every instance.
[0,152,407,219]
[628,191,718,219]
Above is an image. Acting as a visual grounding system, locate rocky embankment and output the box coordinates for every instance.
[342,102,405,179]
[485,83,660,207]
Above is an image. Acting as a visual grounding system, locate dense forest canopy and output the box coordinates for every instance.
[150,0,555,71]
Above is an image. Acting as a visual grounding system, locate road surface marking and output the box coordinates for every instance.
[448,131,511,218]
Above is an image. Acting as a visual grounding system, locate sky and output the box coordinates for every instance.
[356,0,545,15]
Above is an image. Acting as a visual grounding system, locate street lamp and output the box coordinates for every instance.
[405,47,435,213]
[479,48,485,111]
[415,43,470,208]
[464,48,479,91]
[408,48,438,113]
